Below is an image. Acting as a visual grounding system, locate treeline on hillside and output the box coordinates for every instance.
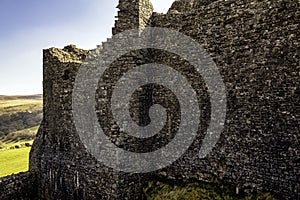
[0,110,42,137]
[0,94,42,101]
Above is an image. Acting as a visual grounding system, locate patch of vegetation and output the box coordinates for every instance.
[0,147,31,177]
[143,177,278,200]
[0,126,38,147]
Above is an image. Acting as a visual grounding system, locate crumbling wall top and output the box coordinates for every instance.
[113,0,153,34]
[45,45,88,63]
[167,0,195,14]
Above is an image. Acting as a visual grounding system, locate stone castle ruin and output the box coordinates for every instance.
[0,0,299,199]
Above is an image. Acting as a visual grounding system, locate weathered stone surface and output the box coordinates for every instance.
[0,172,37,200]
[113,0,153,35]
[168,0,195,14]
[1,0,299,199]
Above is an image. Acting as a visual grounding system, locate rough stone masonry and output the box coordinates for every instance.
[0,0,299,199]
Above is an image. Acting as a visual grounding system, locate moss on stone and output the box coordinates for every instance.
[143,178,279,200]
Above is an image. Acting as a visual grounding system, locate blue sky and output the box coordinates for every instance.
[0,0,174,95]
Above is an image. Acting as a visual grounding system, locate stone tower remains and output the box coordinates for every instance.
[113,0,153,34]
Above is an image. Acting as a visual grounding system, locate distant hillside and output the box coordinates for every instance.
[0,94,42,101]
[0,95,42,176]
[0,95,42,140]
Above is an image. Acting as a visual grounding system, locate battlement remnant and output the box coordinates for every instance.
[113,0,153,35]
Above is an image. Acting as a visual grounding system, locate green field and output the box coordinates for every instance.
[0,95,42,178]
[0,147,31,177]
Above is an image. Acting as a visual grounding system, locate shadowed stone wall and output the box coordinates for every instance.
[0,172,37,200]
[1,0,298,199]
[149,1,299,199]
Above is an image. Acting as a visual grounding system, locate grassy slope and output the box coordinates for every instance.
[0,95,42,178]
[0,126,38,148]
[0,147,31,177]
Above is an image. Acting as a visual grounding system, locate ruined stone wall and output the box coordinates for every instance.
[149,1,299,200]
[28,45,153,199]
[32,0,299,199]
[2,0,298,199]
[29,46,125,199]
